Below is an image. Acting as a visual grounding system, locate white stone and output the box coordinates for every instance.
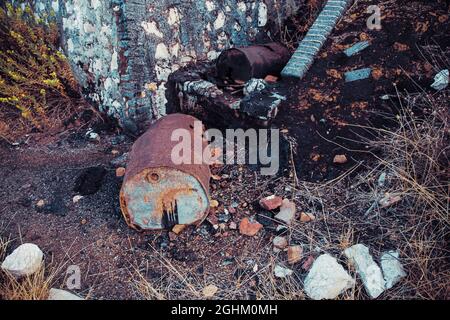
[304,253,355,300]
[168,7,181,26]
[381,250,406,289]
[431,69,449,91]
[141,21,163,38]
[1,243,44,277]
[155,43,170,61]
[110,49,118,71]
[72,195,84,203]
[237,1,247,12]
[214,11,226,30]
[344,244,385,298]
[274,264,293,278]
[205,0,215,12]
[258,2,268,27]
[47,288,83,300]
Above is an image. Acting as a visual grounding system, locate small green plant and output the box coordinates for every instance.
[0,4,83,142]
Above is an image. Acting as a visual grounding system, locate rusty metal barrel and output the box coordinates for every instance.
[216,42,291,82]
[120,113,211,231]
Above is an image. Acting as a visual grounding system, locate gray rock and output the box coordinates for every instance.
[274,264,293,278]
[1,243,43,277]
[47,288,84,300]
[381,250,406,289]
[344,244,385,298]
[431,69,449,91]
[304,253,355,300]
[274,199,296,225]
[273,236,288,250]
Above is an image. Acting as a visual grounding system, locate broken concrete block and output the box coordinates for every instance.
[431,69,449,91]
[1,243,44,277]
[344,244,385,298]
[344,41,370,57]
[304,253,355,300]
[344,68,372,82]
[381,250,406,289]
[47,288,84,300]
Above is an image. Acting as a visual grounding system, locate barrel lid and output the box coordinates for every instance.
[120,167,209,230]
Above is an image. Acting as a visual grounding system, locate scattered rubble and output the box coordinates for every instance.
[379,193,402,208]
[274,264,293,278]
[344,41,370,57]
[300,212,315,222]
[344,244,385,298]
[275,199,296,225]
[259,195,283,210]
[47,288,84,300]
[72,195,83,203]
[272,236,288,250]
[36,199,45,208]
[381,250,406,289]
[239,218,263,236]
[333,154,348,164]
[85,129,100,142]
[115,167,126,177]
[1,243,44,277]
[431,69,449,91]
[344,68,372,82]
[172,224,186,235]
[210,200,219,208]
[264,75,278,83]
[287,246,303,264]
[304,253,355,300]
[229,221,237,230]
[202,284,219,298]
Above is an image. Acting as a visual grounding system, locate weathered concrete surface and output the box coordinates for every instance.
[13,0,297,129]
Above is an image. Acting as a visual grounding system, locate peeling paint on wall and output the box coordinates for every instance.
[12,0,295,130]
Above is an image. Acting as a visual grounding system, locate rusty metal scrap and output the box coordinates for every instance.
[120,114,211,231]
[216,43,290,82]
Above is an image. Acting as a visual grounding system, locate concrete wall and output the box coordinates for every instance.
[10,0,297,130]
